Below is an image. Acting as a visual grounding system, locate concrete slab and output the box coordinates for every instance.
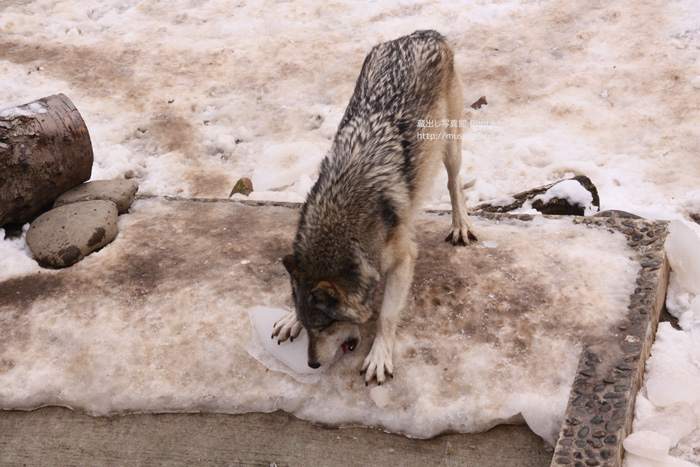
[0,407,552,466]
[0,198,670,466]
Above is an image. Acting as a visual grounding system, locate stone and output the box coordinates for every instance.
[53,180,139,214]
[593,210,642,219]
[26,200,118,268]
[229,177,254,197]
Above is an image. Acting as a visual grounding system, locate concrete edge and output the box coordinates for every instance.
[550,217,670,467]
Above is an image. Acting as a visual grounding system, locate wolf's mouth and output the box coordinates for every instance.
[342,338,358,354]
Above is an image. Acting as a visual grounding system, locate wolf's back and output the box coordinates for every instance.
[294,30,455,276]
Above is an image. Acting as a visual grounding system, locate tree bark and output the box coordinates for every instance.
[0,94,93,227]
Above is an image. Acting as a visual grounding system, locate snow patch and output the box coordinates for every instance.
[0,225,41,281]
[532,179,594,210]
[627,220,700,466]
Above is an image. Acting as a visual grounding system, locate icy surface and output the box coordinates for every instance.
[247,306,326,381]
[626,221,700,467]
[623,431,698,467]
[0,199,637,444]
[664,221,700,295]
[624,431,673,462]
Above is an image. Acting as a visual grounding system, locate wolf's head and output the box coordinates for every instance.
[283,253,377,368]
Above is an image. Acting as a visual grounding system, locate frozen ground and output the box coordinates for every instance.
[0,200,637,448]
[1,0,700,463]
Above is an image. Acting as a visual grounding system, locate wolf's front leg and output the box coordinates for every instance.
[271,311,303,343]
[361,235,416,385]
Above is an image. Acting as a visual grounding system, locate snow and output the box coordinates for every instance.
[664,221,700,295]
[1,0,700,460]
[28,102,46,114]
[515,178,598,215]
[624,431,698,467]
[626,222,700,467]
[0,101,46,117]
[532,179,593,209]
[251,142,324,195]
[0,105,33,118]
[0,225,41,281]
[624,431,673,462]
[369,386,391,409]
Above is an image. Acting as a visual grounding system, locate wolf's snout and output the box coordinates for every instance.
[308,361,321,369]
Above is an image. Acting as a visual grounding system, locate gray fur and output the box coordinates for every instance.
[273,30,476,384]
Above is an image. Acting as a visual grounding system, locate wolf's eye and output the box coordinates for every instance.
[313,320,337,333]
[309,287,339,310]
[307,310,335,330]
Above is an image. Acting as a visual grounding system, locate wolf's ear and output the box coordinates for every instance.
[311,281,340,301]
[309,281,343,310]
[282,254,298,277]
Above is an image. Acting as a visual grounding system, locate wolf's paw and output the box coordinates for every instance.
[445,224,478,246]
[360,340,394,385]
[271,311,303,343]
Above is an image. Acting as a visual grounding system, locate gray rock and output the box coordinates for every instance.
[53,180,139,214]
[594,210,642,219]
[531,196,586,216]
[27,200,119,268]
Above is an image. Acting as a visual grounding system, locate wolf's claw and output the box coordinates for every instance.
[445,227,477,246]
[361,339,394,385]
[271,311,303,343]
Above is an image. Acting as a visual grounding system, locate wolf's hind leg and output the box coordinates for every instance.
[443,137,477,245]
[271,311,303,343]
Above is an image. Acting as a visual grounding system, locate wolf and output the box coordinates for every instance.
[271,30,476,384]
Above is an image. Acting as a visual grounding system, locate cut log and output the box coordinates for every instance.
[0,94,93,227]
